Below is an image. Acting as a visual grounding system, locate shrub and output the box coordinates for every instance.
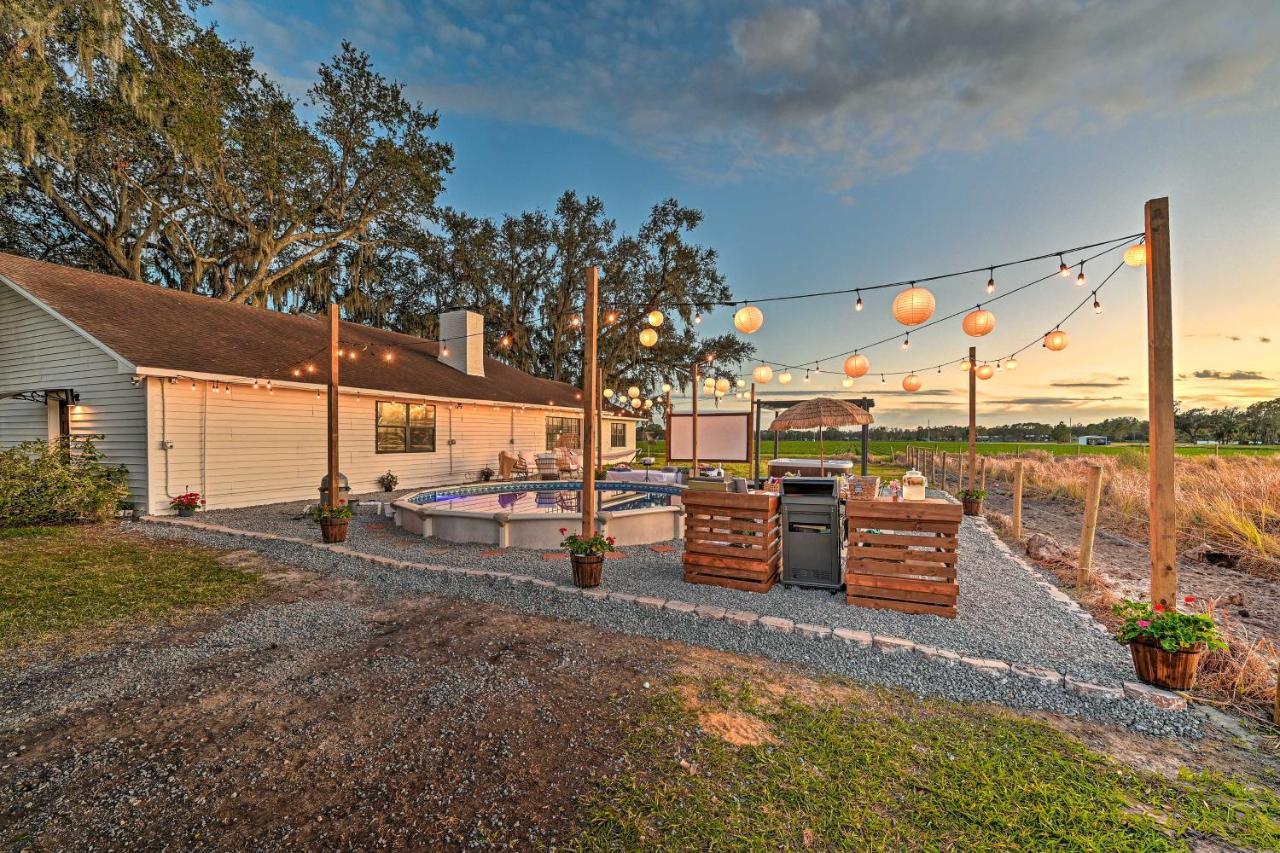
[0,437,130,525]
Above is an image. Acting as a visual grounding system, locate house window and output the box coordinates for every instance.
[376,401,436,453]
[545,416,581,450]
[610,422,627,448]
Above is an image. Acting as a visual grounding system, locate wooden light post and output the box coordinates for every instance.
[1145,197,1177,608]
[967,346,977,491]
[326,302,340,508]
[749,382,758,482]
[691,361,700,473]
[581,267,599,537]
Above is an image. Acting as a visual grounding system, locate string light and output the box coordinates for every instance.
[499,334,511,348]
[252,378,259,389]
[901,335,910,350]
[604,310,618,324]
[841,376,853,388]
[986,267,995,294]
[1093,292,1103,314]
[441,345,450,357]
[854,290,863,312]
[1076,262,1086,287]
[212,382,220,394]
[1058,254,1069,277]
[803,367,811,382]
[693,311,702,325]
[191,380,196,390]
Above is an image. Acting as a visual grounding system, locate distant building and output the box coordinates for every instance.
[1077,435,1110,446]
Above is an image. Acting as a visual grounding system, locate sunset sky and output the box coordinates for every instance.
[202,0,1280,427]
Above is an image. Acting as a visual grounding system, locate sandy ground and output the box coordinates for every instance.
[982,481,1278,648]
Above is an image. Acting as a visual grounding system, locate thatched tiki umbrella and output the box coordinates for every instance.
[769,397,874,474]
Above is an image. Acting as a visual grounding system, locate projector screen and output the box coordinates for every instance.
[668,412,751,462]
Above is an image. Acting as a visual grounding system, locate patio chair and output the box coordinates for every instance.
[499,450,531,481]
[555,446,582,478]
[535,452,561,480]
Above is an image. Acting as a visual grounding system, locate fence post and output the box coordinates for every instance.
[980,457,988,492]
[940,453,948,493]
[1078,462,1104,586]
[1012,460,1024,539]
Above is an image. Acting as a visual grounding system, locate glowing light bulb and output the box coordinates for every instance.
[1006,357,1018,370]
[986,268,996,294]
[1076,264,1086,287]
[902,336,910,350]
[854,291,863,312]
[1093,294,1103,314]
[1058,254,1069,277]
[841,376,853,388]
[693,312,702,325]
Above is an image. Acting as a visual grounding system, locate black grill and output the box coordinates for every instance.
[780,478,846,590]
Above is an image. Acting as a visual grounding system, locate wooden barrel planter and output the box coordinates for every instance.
[961,496,983,516]
[571,554,604,588]
[319,518,349,544]
[1128,639,1205,690]
[682,491,781,593]
[846,498,963,618]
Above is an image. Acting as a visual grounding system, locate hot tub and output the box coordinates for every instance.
[392,481,684,549]
[767,458,855,477]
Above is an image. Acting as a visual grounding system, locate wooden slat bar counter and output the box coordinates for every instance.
[682,491,782,593]
[845,497,963,618]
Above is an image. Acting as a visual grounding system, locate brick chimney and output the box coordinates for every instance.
[438,309,485,377]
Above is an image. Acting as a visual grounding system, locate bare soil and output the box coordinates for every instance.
[1,551,675,849]
[983,481,1279,647]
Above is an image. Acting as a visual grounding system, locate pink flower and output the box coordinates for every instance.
[1137,620,1150,628]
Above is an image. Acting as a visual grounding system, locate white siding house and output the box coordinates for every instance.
[0,253,640,514]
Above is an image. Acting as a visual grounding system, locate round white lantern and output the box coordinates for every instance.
[1123,244,1147,267]
[627,386,640,399]
[778,370,793,385]
[891,285,936,326]
[841,376,853,388]
[902,373,923,393]
[638,327,658,348]
[975,363,995,380]
[643,399,653,409]
[1044,329,1069,351]
[959,359,972,371]
[603,388,614,399]
[715,377,731,394]
[843,353,871,378]
[733,304,764,334]
[630,397,642,409]
[962,308,996,337]
[752,364,774,384]
[661,382,672,394]
[1005,357,1019,370]
[646,309,664,327]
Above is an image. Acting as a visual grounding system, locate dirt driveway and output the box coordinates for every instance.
[1,550,674,849]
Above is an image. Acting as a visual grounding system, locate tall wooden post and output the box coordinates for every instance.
[940,453,948,493]
[326,303,340,508]
[664,390,672,465]
[1079,462,1104,586]
[1011,460,1025,539]
[596,366,604,473]
[1145,197,1177,608]
[581,267,599,536]
[967,346,977,492]
[749,382,758,482]
[691,362,700,473]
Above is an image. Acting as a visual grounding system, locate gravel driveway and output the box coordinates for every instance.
[136,500,1200,738]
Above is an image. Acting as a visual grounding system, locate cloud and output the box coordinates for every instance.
[1262,337,1272,343]
[1049,380,1126,388]
[1191,369,1270,381]
[988,396,1124,406]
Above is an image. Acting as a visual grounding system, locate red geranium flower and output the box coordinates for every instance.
[1184,595,1196,604]
[559,527,567,535]
[1153,603,1165,612]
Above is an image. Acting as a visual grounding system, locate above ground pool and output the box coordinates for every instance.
[393,480,685,549]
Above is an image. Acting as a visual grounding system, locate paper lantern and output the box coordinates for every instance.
[646,309,664,327]
[752,364,774,384]
[975,363,995,380]
[702,376,715,390]
[778,370,793,385]
[661,382,672,394]
[959,359,972,371]
[1124,244,1147,267]
[715,377,731,394]
[962,308,996,337]
[643,399,653,409]
[843,353,870,378]
[841,376,853,388]
[1005,357,1018,370]
[630,397,642,409]
[735,378,746,388]
[733,305,764,334]
[603,388,614,399]
[891,285,935,326]
[902,373,923,393]
[638,327,658,347]
[1044,329,1069,351]
[627,386,640,398]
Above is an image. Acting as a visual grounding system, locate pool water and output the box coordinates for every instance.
[416,486,675,514]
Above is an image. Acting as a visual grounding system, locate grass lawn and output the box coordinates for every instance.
[578,677,1280,850]
[0,525,264,650]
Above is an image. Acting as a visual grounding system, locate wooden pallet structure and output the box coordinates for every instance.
[845,498,963,618]
[682,491,781,593]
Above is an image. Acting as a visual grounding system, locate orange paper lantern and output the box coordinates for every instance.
[843,353,871,378]
[962,308,996,337]
[733,305,764,334]
[1044,329,1069,351]
[891,285,936,326]
[975,363,995,380]
[902,373,923,392]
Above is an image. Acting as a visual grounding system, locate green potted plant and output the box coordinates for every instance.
[1112,597,1226,690]
[958,488,985,516]
[559,527,616,588]
[308,502,353,544]
[170,490,204,518]
[376,471,399,492]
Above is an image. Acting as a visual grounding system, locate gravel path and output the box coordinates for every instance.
[138,503,1200,737]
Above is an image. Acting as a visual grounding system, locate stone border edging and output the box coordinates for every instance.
[140,515,1188,714]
